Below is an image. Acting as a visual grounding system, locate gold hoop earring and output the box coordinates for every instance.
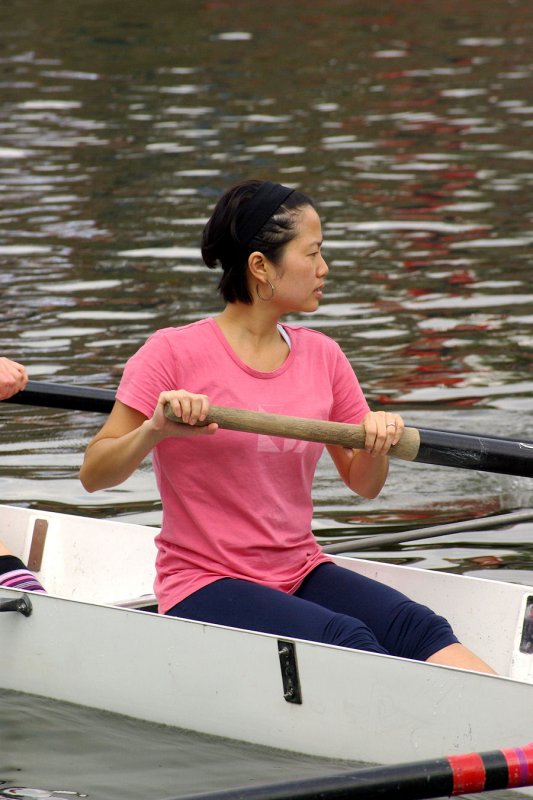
[256,280,275,301]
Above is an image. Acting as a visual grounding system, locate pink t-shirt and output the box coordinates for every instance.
[117,317,370,613]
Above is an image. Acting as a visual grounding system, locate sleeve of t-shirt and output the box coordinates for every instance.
[116,330,178,419]
[329,345,370,425]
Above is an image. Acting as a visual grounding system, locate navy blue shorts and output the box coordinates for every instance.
[166,562,458,661]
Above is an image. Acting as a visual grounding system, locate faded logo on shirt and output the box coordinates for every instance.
[256,404,308,453]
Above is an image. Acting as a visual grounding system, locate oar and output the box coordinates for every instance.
[164,404,533,478]
[172,742,533,800]
[5,380,533,478]
[6,380,115,413]
[321,508,533,554]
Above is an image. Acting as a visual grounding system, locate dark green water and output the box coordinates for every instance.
[1,1,533,796]
[0,690,362,799]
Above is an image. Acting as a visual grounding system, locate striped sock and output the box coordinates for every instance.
[0,555,46,593]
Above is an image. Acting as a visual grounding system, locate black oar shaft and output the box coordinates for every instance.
[6,380,115,414]
[417,427,533,478]
[171,743,533,800]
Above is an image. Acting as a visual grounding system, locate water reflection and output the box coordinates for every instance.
[0,0,532,571]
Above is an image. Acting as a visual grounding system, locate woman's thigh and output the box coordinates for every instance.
[296,563,458,661]
[166,578,389,654]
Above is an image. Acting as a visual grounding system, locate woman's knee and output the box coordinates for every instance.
[299,564,458,662]
[385,602,458,661]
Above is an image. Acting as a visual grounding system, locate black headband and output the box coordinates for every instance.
[236,181,295,246]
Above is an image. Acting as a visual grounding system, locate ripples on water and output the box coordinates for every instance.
[0,0,532,569]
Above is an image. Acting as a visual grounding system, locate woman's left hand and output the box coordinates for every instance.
[361,410,405,457]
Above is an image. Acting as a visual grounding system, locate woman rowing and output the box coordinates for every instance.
[80,180,494,673]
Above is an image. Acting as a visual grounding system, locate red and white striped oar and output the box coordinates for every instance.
[173,742,533,800]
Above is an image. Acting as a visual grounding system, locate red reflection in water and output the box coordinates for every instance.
[376,318,492,406]
[347,495,501,527]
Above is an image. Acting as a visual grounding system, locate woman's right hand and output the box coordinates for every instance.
[149,389,219,439]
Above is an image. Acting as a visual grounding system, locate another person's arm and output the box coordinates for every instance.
[0,358,28,400]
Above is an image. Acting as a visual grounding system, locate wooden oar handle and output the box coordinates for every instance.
[164,404,421,462]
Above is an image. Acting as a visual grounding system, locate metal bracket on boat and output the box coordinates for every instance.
[278,640,302,704]
[0,594,33,617]
[519,595,533,654]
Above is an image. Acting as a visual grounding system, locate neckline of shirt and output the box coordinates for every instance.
[207,317,294,378]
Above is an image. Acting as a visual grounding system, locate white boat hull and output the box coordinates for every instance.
[1,504,533,765]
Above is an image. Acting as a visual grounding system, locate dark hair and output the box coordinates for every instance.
[201,179,315,304]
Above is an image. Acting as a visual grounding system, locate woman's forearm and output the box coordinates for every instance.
[347,449,389,499]
[80,419,161,492]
